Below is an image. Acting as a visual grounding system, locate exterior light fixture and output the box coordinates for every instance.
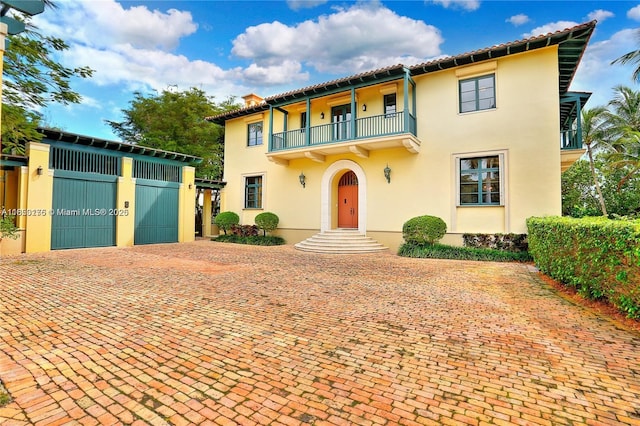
[299,172,306,188]
[384,164,391,183]
[36,166,43,175]
[188,183,193,190]
[320,112,325,120]
[362,104,367,111]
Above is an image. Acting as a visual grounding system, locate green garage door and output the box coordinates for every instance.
[134,182,179,245]
[51,176,117,250]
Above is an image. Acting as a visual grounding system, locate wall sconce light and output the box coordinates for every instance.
[36,166,43,176]
[362,104,367,111]
[299,172,306,188]
[320,112,325,120]
[188,183,193,190]
[384,164,391,183]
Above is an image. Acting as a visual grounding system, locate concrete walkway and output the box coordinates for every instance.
[1,241,639,426]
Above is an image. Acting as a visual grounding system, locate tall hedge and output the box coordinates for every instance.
[527,216,640,318]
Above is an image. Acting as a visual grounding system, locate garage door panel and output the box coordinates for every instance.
[134,184,179,245]
[51,177,116,250]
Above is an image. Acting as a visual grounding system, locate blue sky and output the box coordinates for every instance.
[28,0,640,141]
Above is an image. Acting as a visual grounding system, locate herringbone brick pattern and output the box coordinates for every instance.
[1,241,639,425]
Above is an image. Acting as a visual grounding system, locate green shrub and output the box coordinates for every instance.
[402,215,447,245]
[255,212,279,236]
[213,234,285,246]
[214,211,239,235]
[0,215,19,241]
[398,242,532,262]
[527,216,640,318]
[463,233,528,253]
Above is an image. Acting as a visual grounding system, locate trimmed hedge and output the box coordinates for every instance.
[402,215,447,245]
[527,216,640,318]
[255,212,279,236]
[214,211,239,235]
[398,242,532,262]
[213,234,285,246]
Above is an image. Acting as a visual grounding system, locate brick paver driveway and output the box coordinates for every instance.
[1,241,640,426]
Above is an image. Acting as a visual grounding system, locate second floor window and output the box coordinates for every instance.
[248,122,263,146]
[384,93,397,116]
[459,74,495,113]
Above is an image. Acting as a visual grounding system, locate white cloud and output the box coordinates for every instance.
[287,0,328,11]
[523,21,579,38]
[231,3,443,75]
[242,61,310,85]
[34,0,197,50]
[430,0,480,11]
[506,14,529,26]
[628,5,640,21]
[587,9,614,22]
[59,43,244,97]
[572,29,639,107]
[32,0,249,101]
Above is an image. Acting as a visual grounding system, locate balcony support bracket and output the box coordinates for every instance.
[349,145,369,158]
[305,151,326,163]
[402,138,420,154]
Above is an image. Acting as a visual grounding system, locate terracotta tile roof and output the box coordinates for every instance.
[207,21,596,125]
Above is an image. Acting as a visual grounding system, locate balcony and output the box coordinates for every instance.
[267,110,420,165]
[560,128,586,173]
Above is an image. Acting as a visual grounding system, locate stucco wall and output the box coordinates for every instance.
[221,47,562,249]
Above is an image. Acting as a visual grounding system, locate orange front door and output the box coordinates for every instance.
[338,171,358,228]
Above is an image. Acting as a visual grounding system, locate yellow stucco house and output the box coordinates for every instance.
[208,21,595,253]
[0,128,200,255]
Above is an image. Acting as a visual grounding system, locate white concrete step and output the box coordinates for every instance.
[294,230,388,254]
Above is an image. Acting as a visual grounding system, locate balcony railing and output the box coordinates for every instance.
[561,129,583,150]
[271,110,416,152]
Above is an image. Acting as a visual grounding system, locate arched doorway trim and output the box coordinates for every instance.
[320,160,367,234]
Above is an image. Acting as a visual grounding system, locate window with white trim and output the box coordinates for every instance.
[459,155,501,205]
[244,175,263,209]
[459,74,495,113]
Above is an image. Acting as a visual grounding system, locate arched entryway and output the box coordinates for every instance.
[320,160,367,234]
[337,171,358,228]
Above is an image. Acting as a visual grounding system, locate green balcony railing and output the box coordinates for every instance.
[270,110,416,152]
[561,129,583,150]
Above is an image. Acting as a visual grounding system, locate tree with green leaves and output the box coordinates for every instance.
[607,85,640,136]
[563,158,640,218]
[580,107,611,216]
[106,88,240,179]
[1,0,94,154]
[611,30,640,83]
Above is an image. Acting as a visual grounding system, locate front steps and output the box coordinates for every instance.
[294,229,388,254]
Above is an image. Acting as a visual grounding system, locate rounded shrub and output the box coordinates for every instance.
[214,211,239,235]
[255,212,279,236]
[402,215,447,245]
